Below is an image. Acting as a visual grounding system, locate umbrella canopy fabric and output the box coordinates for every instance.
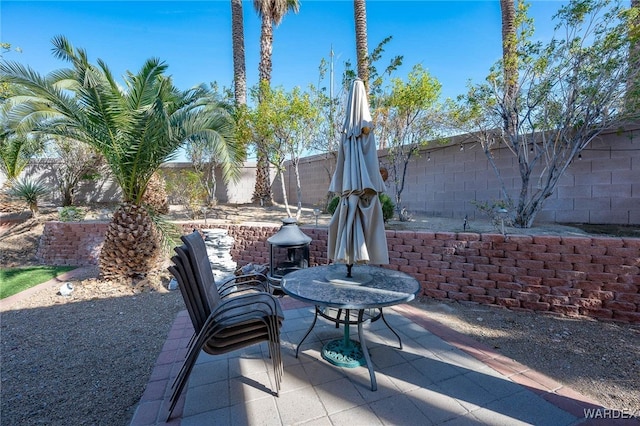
[327,79,389,266]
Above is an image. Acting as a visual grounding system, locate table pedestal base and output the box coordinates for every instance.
[322,339,366,368]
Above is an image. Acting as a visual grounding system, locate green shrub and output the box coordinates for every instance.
[327,193,395,222]
[58,206,86,222]
[7,177,48,216]
[163,169,207,219]
[379,193,395,222]
[327,196,340,215]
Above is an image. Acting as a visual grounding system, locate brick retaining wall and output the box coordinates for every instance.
[38,221,640,323]
[37,221,109,266]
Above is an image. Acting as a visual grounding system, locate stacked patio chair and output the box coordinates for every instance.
[166,230,284,420]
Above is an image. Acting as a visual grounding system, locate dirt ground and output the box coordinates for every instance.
[1,203,639,425]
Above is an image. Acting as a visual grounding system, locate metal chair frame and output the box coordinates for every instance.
[166,231,283,420]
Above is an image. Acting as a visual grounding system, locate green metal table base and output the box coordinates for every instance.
[321,338,366,368]
[295,307,380,390]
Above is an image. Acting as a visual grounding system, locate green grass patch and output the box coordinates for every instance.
[0,266,76,299]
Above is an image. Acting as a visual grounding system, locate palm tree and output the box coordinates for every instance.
[231,0,247,106]
[253,0,299,85]
[1,36,242,280]
[0,133,33,187]
[627,0,640,112]
[251,0,299,206]
[354,0,369,90]
[0,127,44,212]
[500,0,517,133]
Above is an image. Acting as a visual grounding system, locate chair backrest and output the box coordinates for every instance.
[169,255,203,332]
[172,247,209,332]
[180,231,222,309]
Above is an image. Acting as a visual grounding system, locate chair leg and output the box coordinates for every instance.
[167,322,218,420]
[167,342,202,420]
[266,317,282,396]
[275,328,282,394]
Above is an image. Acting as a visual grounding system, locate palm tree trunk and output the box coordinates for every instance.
[253,11,275,206]
[354,0,369,90]
[252,0,299,206]
[259,13,273,84]
[231,0,247,106]
[500,0,517,133]
[252,151,273,206]
[99,203,161,280]
[627,0,639,112]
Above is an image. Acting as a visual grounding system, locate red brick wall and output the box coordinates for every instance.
[37,221,109,266]
[38,221,640,323]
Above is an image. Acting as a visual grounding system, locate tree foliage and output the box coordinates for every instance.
[47,136,106,206]
[376,64,445,220]
[0,132,43,186]
[343,36,403,111]
[250,83,322,218]
[454,0,640,228]
[182,83,242,207]
[2,38,239,205]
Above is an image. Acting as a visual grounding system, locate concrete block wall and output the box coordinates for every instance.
[271,152,338,209]
[161,162,259,205]
[276,126,640,225]
[8,126,638,225]
[38,221,640,323]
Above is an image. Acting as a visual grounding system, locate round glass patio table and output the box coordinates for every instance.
[281,263,420,391]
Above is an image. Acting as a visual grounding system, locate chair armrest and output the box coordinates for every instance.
[202,293,283,332]
[215,291,281,315]
[219,272,268,286]
[218,275,269,297]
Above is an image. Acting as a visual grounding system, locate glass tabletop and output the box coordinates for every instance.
[281,264,420,309]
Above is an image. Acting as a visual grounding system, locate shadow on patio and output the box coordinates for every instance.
[130,297,609,425]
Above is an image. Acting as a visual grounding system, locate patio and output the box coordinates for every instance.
[130,296,607,426]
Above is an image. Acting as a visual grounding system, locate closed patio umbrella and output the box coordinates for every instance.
[328,79,389,277]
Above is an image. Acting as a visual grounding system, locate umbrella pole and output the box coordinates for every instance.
[347,264,353,278]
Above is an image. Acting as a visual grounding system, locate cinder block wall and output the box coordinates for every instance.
[37,221,640,323]
[275,126,640,225]
[9,126,638,226]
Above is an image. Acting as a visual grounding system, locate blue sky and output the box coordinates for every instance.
[2,1,569,103]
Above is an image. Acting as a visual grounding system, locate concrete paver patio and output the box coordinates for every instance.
[129,296,623,425]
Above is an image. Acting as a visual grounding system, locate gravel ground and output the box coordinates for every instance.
[0,271,183,426]
[1,205,639,425]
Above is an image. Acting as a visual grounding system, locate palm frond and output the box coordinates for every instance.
[146,207,182,255]
[126,58,168,110]
[4,37,244,209]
